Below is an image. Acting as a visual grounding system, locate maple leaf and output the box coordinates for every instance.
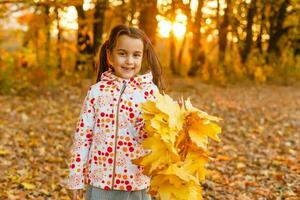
[134,93,222,200]
[132,134,180,175]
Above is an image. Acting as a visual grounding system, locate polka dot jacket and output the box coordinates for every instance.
[66,69,159,191]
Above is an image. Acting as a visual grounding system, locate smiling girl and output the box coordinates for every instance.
[66,24,163,200]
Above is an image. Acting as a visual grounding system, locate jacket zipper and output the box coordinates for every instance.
[111,81,126,189]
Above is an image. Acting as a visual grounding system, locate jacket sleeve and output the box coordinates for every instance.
[135,84,159,151]
[66,86,95,189]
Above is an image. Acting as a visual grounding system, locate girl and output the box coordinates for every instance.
[66,24,163,200]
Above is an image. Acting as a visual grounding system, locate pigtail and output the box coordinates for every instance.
[145,39,165,91]
[95,40,110,82]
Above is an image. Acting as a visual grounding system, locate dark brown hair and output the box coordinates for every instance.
[95,24,163,89]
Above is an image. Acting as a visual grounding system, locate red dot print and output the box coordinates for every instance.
[90,98,95,104]
[129,108,133,112]
[104,186,110,190]
[100,112,105,117]
[126,185,132,191]
[80,123,84,127]
[76,158,81,162]
[118,141,123,145]
[93,156,97,160]
[109,114,114,118]
[125,180,129,185]
[108,158,113,164]
[144,92,149,96]
[70,164,75,168]
[128,142,132,146]
[129,113,134,118]
[129,147,134,152]
[107,147,113,152]
[86,134,92,138]
[116,179,120,184]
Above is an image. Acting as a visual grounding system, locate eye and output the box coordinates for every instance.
[118,52,126,56]
[134,54,141,57]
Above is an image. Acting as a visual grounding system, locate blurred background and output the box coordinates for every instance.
[0,1,300,199]
[0,0,299,92]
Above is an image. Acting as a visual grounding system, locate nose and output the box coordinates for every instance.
[126,55,134,65]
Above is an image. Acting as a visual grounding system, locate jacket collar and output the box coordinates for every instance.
[100,68,154,87]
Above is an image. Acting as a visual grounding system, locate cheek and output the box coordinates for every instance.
[135,57,143,65]
[113,56,125,65]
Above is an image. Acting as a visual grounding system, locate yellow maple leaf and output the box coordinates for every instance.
[150,174,203,200]
[155,92,185,130]
[187,112,221,144]
[136,93,222,200]
[132,134,180,175]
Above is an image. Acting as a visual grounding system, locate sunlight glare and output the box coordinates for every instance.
[83,0,95,11]
[158,19,172,38]
[60,6,78,30]
[157,11,187,39]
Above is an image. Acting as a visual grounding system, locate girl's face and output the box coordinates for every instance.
[107,35,144,79]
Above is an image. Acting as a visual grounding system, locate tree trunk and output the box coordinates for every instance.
[256,0,266,53]
[75,0,86,71]
[138,0,158,45]
[187,0,205,77]
[178,0,192,66]
[218,0,231,63]
[169,0,177,75]
[55,7,62,73]
[267,0,290,55]
[43,4,51,68]
[241,0,257,63]
[93,0,107,53]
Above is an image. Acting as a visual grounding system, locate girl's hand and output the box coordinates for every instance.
[67,189,83,200]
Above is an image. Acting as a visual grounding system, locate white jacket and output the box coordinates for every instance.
[66,69,158,191]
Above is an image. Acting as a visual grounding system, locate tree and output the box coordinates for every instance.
[187,0,205,77]
[240,0,257,64]
[138,0,158,45]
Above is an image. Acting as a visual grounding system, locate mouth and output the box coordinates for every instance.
[121,66,134,71]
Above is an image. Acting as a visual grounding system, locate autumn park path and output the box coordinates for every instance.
[0,78,299,199]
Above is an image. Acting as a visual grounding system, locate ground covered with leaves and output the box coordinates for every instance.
[0,78,299,199]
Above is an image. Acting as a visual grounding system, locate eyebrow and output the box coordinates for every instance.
[116,49,143,54]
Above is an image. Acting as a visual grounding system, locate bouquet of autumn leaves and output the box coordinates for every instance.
[132,92,222,200]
